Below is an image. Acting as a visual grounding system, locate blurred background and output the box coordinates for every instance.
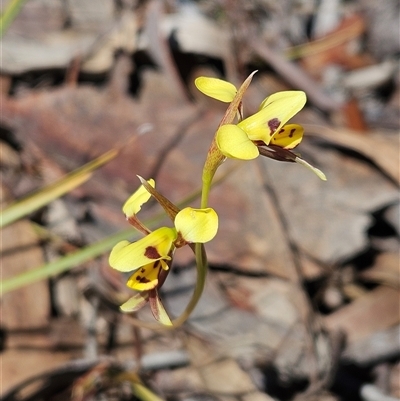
[1,0,399,400]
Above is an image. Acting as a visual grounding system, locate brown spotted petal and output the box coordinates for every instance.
[149,289,173,326]
[238,91,306,145]
[126,260,169,291]
[109,227,177,272]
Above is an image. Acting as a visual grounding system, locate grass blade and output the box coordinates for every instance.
[0,149,118,228]
[0,0,27,37]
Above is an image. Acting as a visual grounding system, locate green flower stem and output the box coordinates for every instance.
[171,242,206,327]
[131,382,164,401]
[201,175,212,209]
[183,73,258,325]
[116,372,164,401]
[176,148,219,326]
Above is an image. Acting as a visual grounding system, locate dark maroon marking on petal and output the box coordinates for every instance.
[136,275,150,283]
[145,246,161,259]
[278,128,285,134]
[153,260,160,269]
[140,268,145,273]
[289,128,296,138]
[268,118,281,135]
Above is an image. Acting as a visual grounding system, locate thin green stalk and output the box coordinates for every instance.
[180,75,258,325]
[131,382,164,401]
[0,149,118,228]
[0,0,27,37]
[200,176,211,209]
[171,164,214,326]
[171,242,207,327]
[1,227,138,295]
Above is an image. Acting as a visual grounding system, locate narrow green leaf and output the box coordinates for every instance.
[0,227,138,295]
[0,149,118,228]
[131,382,164,401]
[0,0,28,38]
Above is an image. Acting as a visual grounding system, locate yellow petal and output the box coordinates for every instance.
[216,124,259,160]
[175,207,218,243]
[122,178,155,217]
[295,156,327,181]
[109,227,177,272]
[195,77,237,102]
[239,91,306,144]
[126,259,168,291]
[259,90,307,111]
[270,124,304,149]
[120,292,149,312]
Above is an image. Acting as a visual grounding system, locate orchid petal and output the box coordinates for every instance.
[126,260,168,291]
[120,292,149,312]
[195,77,237,102]
[149,290,173,326]
[270,124,304,149]
[109,227,177,272]
[175,207,218,243]
[259,90,307,111]
[216,124,259,160]
[122,178,155,217]
[239,91,306,144]
[295,157,327,181]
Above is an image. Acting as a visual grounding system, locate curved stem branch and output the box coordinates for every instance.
[171,243,207,327]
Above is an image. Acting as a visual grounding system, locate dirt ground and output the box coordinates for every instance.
[1,0,399,400]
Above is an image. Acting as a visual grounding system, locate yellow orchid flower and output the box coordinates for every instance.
[216,90,307,159]
[110,206,218,276]
[195,75,326,180]
[196,76,306,154]
[109,178,219,324]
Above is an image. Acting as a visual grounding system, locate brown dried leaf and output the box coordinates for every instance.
[323,286,400,343]
[200,359,256,394]
[307,126,400,185]
[359,252,400,288]
[1,349,72,396]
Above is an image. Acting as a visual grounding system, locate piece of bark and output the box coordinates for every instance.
[343,325,400,366]
[305,126,400,185]
[200,358,257,394]
[1,349,72,396]
[359,252,400,288]
[323,286,400,343]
